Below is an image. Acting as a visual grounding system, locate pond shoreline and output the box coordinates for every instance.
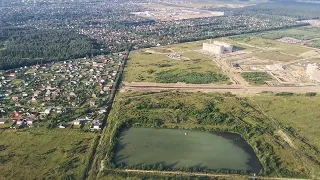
[113,127,263,173]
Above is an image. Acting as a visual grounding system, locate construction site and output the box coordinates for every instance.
[124,35,320,94]
[200,38,320,86]
[203,41,234,54]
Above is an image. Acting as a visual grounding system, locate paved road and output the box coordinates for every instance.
[123,82,320,94]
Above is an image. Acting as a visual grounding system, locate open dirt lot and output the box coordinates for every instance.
[123,82,320,95]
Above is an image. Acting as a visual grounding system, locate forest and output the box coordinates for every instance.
[0,28,107,70]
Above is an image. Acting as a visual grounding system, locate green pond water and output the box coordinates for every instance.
[114,128,262,172]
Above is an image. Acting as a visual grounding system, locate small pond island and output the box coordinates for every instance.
[114,128,262,173]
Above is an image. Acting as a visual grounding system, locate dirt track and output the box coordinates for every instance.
[123,82,320,94]
[119,169,310,180]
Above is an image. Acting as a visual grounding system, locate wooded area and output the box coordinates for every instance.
[0,28,106,70]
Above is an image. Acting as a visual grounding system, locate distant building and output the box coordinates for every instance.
[306,64,320,82]
[92,120,102,130]
[211,11,233,17]
[9,73,15,77]
[73,120,81,126]
[44,107,52,115]
[203,41,233,54]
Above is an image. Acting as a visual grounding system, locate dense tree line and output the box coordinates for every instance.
[0,28,107,70]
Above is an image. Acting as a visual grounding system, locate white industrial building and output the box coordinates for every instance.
[203,41,233,54]
[306,63,320,82]
[210,11,234,17]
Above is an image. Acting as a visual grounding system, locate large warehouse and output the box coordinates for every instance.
[203,41,233,54]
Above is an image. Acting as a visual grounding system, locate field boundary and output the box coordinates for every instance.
[122,82,320,94]
[111,169,311,180]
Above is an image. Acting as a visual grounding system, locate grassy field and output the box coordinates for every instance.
[257,26,320,41]
[93,91,319,179]
[98,170,251,180]
[0,128,96,179]
[305,39,320,49]
[241,72,273,85]
[230,36,312,56]
[99,170,251,180]
[124,41,229,84]
[253,26,320,50]
[249,94,320,150]
[253,51,299,62]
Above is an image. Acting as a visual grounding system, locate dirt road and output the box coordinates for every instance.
[123,82,320,94]
[119,169,310,180]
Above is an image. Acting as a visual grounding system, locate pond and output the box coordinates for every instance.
[114,128,262,173]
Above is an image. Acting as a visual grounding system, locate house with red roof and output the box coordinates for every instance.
[9,73,15,77]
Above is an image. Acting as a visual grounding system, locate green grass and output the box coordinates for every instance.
[98,169,249,180]
[0,128,96,179]
[11,79,23,85]
[156,69,229,84]
[249,94,320,150]
[257,27,320,41]
[124,41,229,84]
[94,91,319,179]
[305,39,320,49]
[0,121,15,128]
[241,72,273,85]
[230,36,312,56]
[253,26,320,50]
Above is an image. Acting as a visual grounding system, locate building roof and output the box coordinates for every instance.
[0,118,7,122]
[11,116,23,120]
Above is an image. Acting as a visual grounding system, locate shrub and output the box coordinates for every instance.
[305,92,317,97]
[275,92,294,96]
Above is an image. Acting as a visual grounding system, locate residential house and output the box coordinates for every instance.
[12,96,19,101]
[14,118,24,125]
[9,73,15,77]
[0,118,7,124]
[56,107,62,114]
[44,107,52,115]
[73,118,91,126]
[26,116,36,125]
[59,124,66,129]
[73,120,81,126]
[98,107,108,114]
[31,97,37,102]
[92,120,102,130]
